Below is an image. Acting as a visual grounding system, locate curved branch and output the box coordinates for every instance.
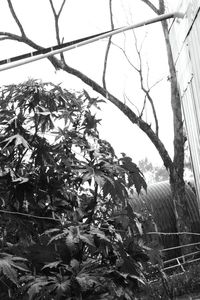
[140,0,160,15]
[7,0,26,37]
[0,31,60,69]
[0,31,25,42]
[102,0,114,89]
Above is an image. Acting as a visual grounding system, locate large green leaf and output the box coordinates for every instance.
[2,134,30,149]
[0,253,27,285]
[0,257,18,285]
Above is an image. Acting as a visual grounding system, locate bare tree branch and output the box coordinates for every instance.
[112,32,159,136]
[140,94,147,118]
[58,0,66,17]
[0,5,173,173]
[102,0,114,89]
[133,31,159,135]
[0,37,10,41]
[140,0,160,14]
[7,0,26,37]
[0,31,25,42]
[123,93,140,116]
[112,40,140,72]
[49,0,66,62]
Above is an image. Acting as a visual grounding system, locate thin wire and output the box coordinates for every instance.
[162,250,200,265]
[0,28,115,66]
[163,257,200,272]
[0,209,61,222]
[147,231,200,237]
[161,241,200,252]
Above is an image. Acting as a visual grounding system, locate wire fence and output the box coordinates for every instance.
[147,231,200,273]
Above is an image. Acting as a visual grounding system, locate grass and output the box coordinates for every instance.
[136,261,200,299]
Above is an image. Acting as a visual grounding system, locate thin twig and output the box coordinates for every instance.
[7,0,26,37]
[140,95,147,119]
[58,0,66,17]
[112,41,139,72]
[49,0,66,63]
[112,36,159,135]
[132,31,159,136]
[102,0,114,89]
[123,93,140,116]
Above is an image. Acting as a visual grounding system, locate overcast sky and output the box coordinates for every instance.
[0,0,175,166]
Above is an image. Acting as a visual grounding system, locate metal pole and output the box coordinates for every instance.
[0,11,184,72]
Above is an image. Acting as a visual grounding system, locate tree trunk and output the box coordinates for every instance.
[161,18,192,246]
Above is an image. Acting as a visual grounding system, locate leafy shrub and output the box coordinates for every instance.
[0,80,147,299]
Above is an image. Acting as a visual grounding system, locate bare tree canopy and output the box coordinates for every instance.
[0,0,194,243]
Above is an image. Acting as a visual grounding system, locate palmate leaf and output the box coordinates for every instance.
[119,155,147,194]
[76,273,99,292]
[102,177,128,202]
[42,260,62,270]
[0,259,18,285]
[55,279,71,298]
[78,233,95,247]
[2,134,30,149]
[105,270,145,286]
[27,276,52,300]
[26,275,71,300]
[0,253,19,285]
[47,229,70,244]
[44,228,60,235]
[90,227,110,243]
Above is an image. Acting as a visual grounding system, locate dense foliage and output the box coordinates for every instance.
[0,80,147,300]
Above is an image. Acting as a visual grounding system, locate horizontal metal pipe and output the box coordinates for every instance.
[0,11,184,72]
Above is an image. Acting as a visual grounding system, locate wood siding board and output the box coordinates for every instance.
[182,84,200,200]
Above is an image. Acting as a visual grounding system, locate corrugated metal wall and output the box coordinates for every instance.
[130,181,200,259]
[168,1,200,205]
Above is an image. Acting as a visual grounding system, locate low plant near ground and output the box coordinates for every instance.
[138,262,200,299]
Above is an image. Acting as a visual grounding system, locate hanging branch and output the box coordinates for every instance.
[102,0,114,89]
[49,0,66,63]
